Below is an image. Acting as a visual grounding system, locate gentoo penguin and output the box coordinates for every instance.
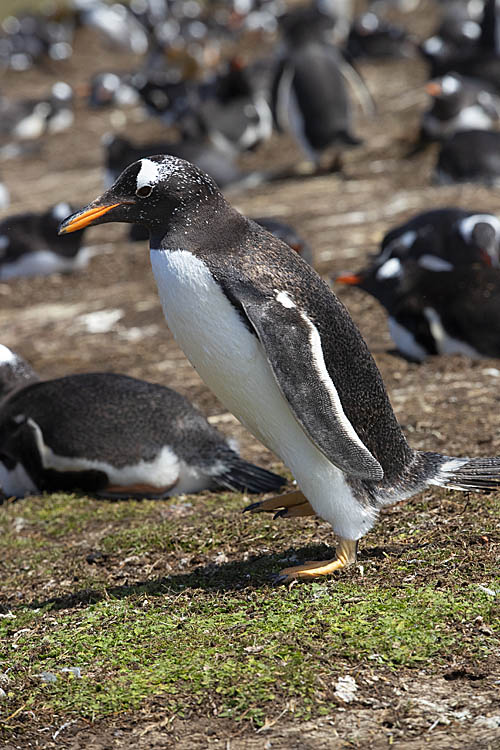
[375,208,500,272]
[0,346,285,500]
[0,203,89,281]
[420,0,500,86]
[59,155,500,582]
[271,7,362,171]
[336,261,500,361]
[418,0,484,78]
[422,74,500,142]
[435,130,500,185]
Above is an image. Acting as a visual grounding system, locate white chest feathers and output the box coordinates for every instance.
[149,247,266,436]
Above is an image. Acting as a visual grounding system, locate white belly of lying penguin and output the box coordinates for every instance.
[151,248,376,540]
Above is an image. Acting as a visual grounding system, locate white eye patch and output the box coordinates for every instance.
[376,257,402,280]
[423,36,443,54]
[459,214,500,241]
[441,75,460,95]
[136,159,160,190]
[0,344,16,364]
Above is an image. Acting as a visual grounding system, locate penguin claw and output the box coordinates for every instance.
[272,573,292,586]
[273,508,288,519]
[243,501,262,512]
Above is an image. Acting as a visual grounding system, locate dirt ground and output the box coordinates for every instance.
[0,1,499,748]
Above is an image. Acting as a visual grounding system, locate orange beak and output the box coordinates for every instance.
[58,203,122,234]
[336,273,364,285]
[426,81,442,97]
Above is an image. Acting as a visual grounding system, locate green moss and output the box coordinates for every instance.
[1,488,498,729]
[1,581,498,725]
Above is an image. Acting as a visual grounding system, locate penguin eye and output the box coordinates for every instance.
[136,184,153,198]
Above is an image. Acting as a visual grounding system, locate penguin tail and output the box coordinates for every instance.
[425,452,500,492]
[214,458,286,494]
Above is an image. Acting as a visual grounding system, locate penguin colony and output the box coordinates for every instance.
[1,0,500,582]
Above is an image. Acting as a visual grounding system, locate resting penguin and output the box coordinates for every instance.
[336,261,500,361]
[0,346,285,500]
[422,74,500,142]
[59,155,500,582]
[0,203,89,280]
[375,208,500,272]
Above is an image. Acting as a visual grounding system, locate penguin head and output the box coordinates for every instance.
[58,155,220,235]
[336,257,404,312]
[279,7,335,44]
[458,214,500,267]
[469,220,499,267]
[426,74,465,119]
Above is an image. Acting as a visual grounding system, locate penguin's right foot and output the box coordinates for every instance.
[244,489,315,519]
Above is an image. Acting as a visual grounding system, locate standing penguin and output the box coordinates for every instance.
[59,156,500,582]
[271,7,363,172]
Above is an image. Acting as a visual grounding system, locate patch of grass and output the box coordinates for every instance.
[0,493,169,539]
[1,487,499,732]
[1,582,498,726]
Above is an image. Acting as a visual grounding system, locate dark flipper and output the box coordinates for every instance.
[214,458,286,494]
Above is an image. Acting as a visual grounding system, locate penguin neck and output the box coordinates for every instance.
[150,192,245,255]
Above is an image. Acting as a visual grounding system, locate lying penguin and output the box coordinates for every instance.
[336,260,500,361]
[0,202,89,280]
[0,346,285,500]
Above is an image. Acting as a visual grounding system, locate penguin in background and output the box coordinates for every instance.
[377,208,500,271]
[0,202,90,281]
[0,346,285,500]
[421,74,500,143]
[336,259,500,361]
[271,7,366,173]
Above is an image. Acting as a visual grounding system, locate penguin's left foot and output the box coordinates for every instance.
[244,489,315,518]
[274,538,358,584]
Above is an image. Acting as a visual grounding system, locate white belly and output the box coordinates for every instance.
[0,460,38,498]
[150,248,376,539]
[0,248,90,281]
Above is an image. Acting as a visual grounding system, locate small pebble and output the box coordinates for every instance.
[40,672,57,683]
[61,667,82,678]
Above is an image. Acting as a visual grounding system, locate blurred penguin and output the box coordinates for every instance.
[271,7,367,173]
